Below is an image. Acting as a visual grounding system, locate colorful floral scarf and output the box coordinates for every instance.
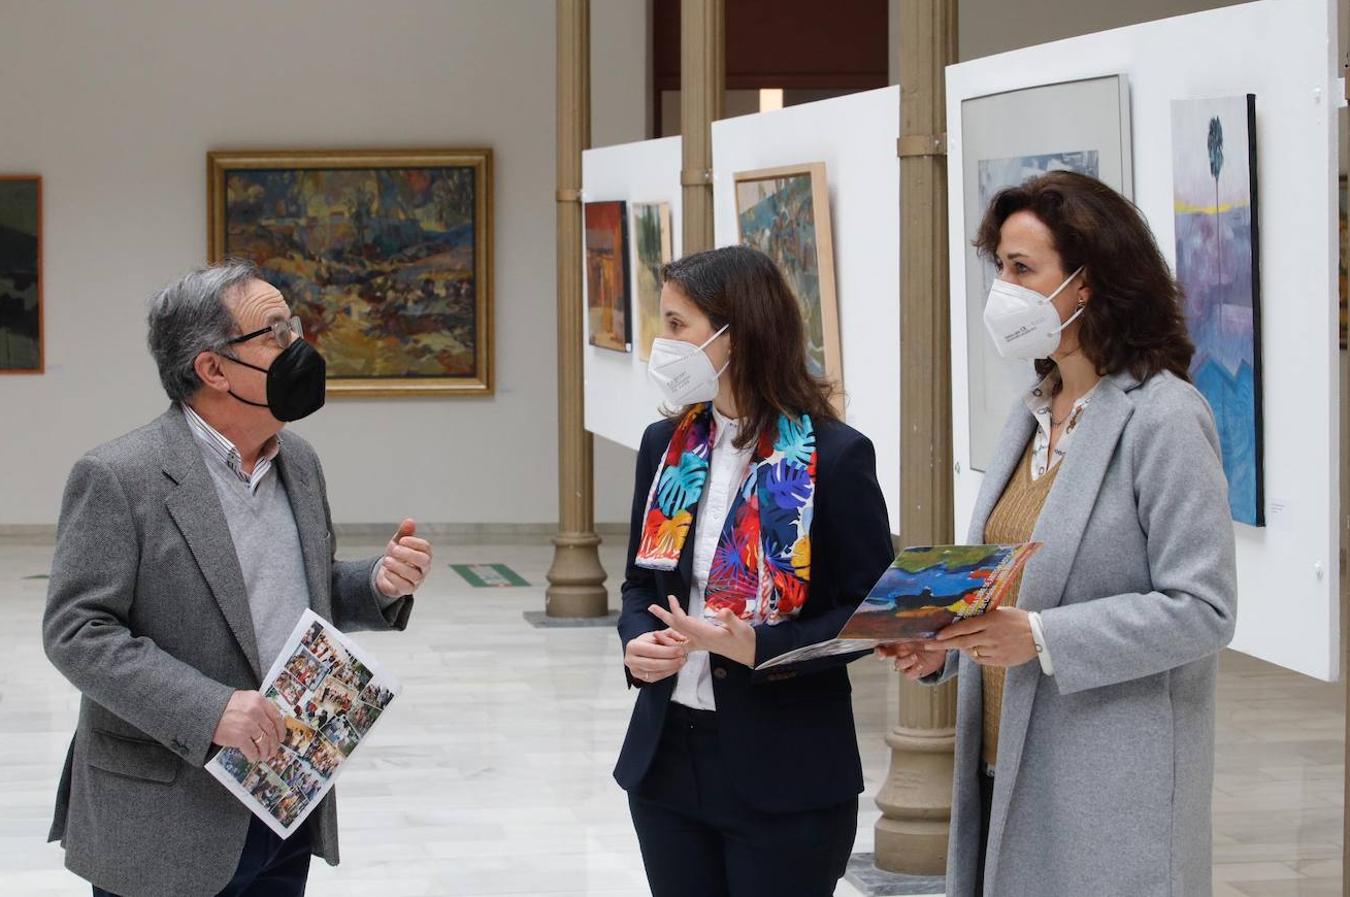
[635,404,816,625]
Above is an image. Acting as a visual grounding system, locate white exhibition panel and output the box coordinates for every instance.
[712,87,903,535]
[581,136,683,451]
[946,0,1341,679]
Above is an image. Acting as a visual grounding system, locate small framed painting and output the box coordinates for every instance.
[584,200,632,353]
[631,201,672,361]
[733,162,842,391]
[0,176,42,374]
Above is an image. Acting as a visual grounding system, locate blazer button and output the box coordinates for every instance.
[713,667,727,680]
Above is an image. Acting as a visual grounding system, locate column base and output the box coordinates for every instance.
[545,530,608,617]
[872,724,956,875]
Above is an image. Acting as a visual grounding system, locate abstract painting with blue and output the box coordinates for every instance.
[837,543,1041,642]
[1170,95,1264,526]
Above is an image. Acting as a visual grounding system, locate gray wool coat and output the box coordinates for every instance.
[42,406,413,897]
[935,370,1237,897]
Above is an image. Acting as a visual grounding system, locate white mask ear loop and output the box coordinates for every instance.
[1046,267,1086,336]
[700,323,730,351]
[709,325,730,379]
[696,324,730,377]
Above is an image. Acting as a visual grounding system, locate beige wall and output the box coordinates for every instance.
[955,0,1252,60]
[0,0,645,526]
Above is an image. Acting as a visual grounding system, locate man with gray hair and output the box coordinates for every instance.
[42,261,434,897]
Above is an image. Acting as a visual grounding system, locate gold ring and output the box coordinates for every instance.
[972,647,981,660]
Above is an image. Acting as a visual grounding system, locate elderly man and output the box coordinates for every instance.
[42,261,433,897]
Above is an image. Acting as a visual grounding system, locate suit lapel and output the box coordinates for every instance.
[159,409,263,682]
[275,449,332,621]
[980,372,1139,888]
[966,409,1036,544]
[1020,375,1135,613]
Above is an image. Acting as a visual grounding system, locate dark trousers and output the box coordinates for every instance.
[974,765,995,894]
[93,816,312,897]
[628,704,858,897]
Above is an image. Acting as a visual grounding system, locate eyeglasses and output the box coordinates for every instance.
[226,315,304,350]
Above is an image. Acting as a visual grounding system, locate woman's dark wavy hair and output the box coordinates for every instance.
[660,245,838,450]
[974,170,1194,386]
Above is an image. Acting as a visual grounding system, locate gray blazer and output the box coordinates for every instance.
[939,371,1237,897]
[42,407,413,897]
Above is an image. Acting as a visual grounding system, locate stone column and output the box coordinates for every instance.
[873,0,960,875]
[546,0,608,618]
[679,0,724,254]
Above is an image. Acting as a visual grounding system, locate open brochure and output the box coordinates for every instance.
[753,543,1042,671]
[205,609,401,838]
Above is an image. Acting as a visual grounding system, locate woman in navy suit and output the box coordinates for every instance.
[613,245,895,897]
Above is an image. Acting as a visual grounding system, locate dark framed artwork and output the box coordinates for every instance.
[584,200,632,353]
[0,176,42,374]
[1170,95,1264,527]
[208,150,493,396]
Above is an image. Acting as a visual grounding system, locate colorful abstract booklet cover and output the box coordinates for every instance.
[206,609,400,838]
[753,543,1042,671]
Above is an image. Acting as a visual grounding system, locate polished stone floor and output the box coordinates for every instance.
[0,535,1342,896]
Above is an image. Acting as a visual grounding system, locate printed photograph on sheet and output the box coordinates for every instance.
[206,610,401,838]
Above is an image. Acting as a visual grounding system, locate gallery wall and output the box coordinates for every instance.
[0,0,645,527]
[946,0,1341,679]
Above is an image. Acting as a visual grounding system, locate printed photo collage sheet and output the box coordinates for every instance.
[206,609,401,838]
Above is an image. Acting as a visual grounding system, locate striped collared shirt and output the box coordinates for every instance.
[181,403,282,495]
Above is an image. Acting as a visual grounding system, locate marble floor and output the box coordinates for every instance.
[0,534,1343,897]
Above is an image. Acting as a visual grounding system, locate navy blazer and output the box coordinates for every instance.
[613,415,895,813]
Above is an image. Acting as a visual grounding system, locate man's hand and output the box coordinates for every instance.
[624,628,689,684]
[213,690,285,763]
[376,518,433,598]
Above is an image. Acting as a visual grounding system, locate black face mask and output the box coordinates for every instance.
[223,339,327,422]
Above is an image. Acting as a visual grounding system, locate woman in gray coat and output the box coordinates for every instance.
[883,171,1237,897]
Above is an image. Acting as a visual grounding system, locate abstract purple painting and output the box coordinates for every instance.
[1170,95,1263,526]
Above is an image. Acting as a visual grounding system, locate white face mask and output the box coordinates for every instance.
[647,324,729,406]
[981,266,1086,360]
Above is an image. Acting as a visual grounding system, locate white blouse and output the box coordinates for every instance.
[671,406,752,712]
[1024,371,1099,481]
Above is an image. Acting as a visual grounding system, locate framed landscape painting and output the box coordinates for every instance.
[0,176,42,374]
[208,149,493,396]
[584,200,632,353]
[733,162,842,390]
[631,201,672,361]
[1171,95,1264,527]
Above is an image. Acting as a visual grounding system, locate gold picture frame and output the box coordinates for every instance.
[732,162,843,393]
[208,149,493,397]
